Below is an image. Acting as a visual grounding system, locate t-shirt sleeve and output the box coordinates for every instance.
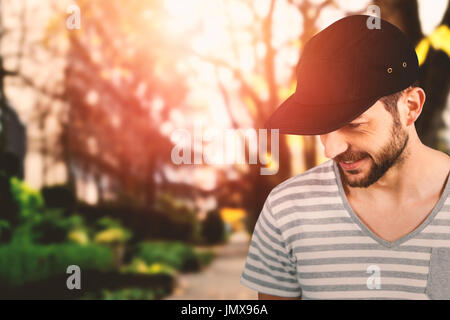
[240,195,302,298]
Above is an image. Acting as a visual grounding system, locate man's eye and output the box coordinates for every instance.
[347,123,362,129]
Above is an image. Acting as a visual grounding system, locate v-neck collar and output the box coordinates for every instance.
[332,160,450,249]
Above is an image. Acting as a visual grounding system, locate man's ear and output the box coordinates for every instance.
[403,86,426,126]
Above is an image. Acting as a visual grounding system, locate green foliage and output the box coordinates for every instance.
[94,217,132,245]
[87,287,169,300]
[0,220,12,244]
[33,210,88,244]
[4,177,43,244]
[0,242,113,287]
[134,241,202,272]
[201,209,226,244]
[153,193,200,242]
[0,172,19,242]
[41,185,75,211]
[0,220,11,234]
[120,258,176,276]
[6,176,94,246]
[68,229,90,245]
[96,216,126,230]
[195,250,215,267]
[10,177,44,222]
[10,207,89,245]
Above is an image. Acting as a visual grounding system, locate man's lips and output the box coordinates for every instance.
[339,157,366,170]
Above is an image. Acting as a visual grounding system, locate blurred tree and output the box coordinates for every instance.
[0,0,20,155]
[60,0,190,206]
[1,0,67,185]
[373,0,450,151]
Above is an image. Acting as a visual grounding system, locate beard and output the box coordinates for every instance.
[335,117,409,188]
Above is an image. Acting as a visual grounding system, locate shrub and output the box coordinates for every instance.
[0,219,12,244]
[32,210,88,244]
[41,185,75,212]
[30,210,68,244]
[201,209,225,244]
[9,207,88,245]
[68,229,90,245]
[0,172,19,243]
[120,258,176,276]
[94,228,131,245]
[91,287,169,300]
[10,176,44,222]
[134,241,201,272]
[96,216,124,230]
[94,217,132,245]
[74,201,200,244]
[7,177,91,245]
[195,250,215,267]
[0,242,113,287]
[153,193,199,242]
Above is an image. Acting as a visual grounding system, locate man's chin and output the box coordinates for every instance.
[340,162,376,188]
[343,174,369,188]
[345,177,372,188]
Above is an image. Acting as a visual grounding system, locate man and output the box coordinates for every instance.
[240,15,450,300]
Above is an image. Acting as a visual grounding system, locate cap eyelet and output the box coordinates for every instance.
[387,67,393,73]
[402,61,407,68]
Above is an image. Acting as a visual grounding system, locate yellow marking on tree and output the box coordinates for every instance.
[429,25,450,56]
[415,25,450,66]
[220,208,246,231]
[415,38,430,66]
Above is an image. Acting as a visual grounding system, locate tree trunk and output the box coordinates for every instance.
[245,132,291,232]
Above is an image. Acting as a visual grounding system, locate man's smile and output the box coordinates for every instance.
[339,157,367,171]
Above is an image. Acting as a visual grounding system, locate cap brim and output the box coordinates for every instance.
[264,93,380,135]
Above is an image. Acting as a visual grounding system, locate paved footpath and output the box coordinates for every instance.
[165,231,257,300]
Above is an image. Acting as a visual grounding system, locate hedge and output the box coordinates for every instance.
[0,242,113,287]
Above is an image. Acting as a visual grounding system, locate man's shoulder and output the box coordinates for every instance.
[267,159,336,203]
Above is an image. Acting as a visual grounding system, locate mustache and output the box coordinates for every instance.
[335,152,370,162]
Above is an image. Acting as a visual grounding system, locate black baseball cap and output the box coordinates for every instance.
[264,15,419,135]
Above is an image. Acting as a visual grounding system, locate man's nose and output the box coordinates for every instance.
[320,130,349,159]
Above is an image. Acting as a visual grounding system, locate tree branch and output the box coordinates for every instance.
[189,51,264,109]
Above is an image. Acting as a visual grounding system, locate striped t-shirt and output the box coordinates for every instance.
[240,159,450,300]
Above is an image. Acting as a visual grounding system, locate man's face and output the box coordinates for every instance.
[320,99,409,188]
